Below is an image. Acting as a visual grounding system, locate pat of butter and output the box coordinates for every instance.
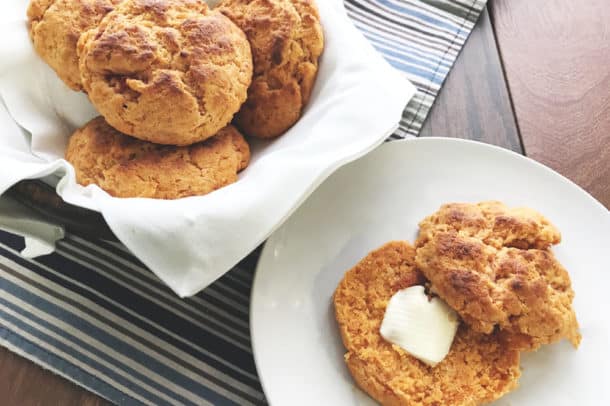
[380,285,459,367]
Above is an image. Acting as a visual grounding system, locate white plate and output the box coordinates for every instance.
[251,138,610,406]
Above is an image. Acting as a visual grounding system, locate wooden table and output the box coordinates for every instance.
[1,0,608,404]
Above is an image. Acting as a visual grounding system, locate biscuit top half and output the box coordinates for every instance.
[333,241,521,406]
[415,201,580,351]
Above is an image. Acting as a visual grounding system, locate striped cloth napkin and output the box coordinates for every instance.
[0,1,487,404]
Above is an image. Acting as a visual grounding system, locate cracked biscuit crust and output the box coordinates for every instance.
[65,117,250,199]
[415,202,580,350]
[333,241,521,406]
[218,0,324,138]
[27,0,122,91]
[78,0,253,146]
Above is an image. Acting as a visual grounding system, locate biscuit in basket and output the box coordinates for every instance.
[27,0,122,91]
[415,202,581,351]
[218,0,324,138]
[77,0,252,146]
[65,117,250,199]
[333,241,521,406]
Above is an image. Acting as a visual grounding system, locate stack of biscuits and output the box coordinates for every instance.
[27,0,324,199]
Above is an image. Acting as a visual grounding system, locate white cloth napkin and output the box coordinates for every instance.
[0,0,416,297]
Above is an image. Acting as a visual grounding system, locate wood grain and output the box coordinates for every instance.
[491,0,610,208]
[0,347,108,406]
[419,8,522,153]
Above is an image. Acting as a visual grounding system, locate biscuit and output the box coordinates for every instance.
[218,0,324,138]
[417,201,561,250]
[65,117,250,199]
[334,241,521,406]
[78,0,253,146]
[415,202,580,350]
[27,0,122,91]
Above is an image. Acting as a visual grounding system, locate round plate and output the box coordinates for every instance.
[251,138,610,406]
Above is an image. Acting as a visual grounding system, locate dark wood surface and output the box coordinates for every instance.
[419,9,522,153]
[490,0,610,207]
[1,2,608,405]
[0,347,107,406]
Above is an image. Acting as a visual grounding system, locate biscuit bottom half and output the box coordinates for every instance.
[333,241,521,406]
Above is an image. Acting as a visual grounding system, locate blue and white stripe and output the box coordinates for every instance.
[343,0,486,139]
[0,231,265,405]
[0,1,487,404]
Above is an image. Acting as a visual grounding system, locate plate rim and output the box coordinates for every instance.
[250,136,610,404]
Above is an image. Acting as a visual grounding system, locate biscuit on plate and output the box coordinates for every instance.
[218,0,324,138]
[417,201,561,250]
[65,117,250,199]
[415,202,580,351]
[334,241,521,406]
[27,0,122,91]
[77,0,252,146]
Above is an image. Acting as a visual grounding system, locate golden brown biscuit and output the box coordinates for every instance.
[334,241,521,406]
[417,201,561,250]
[415,202,580,351]
[65,117,250,199]
[78,0,253,146]
[27,0,122,91]
[218,0,324,138]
